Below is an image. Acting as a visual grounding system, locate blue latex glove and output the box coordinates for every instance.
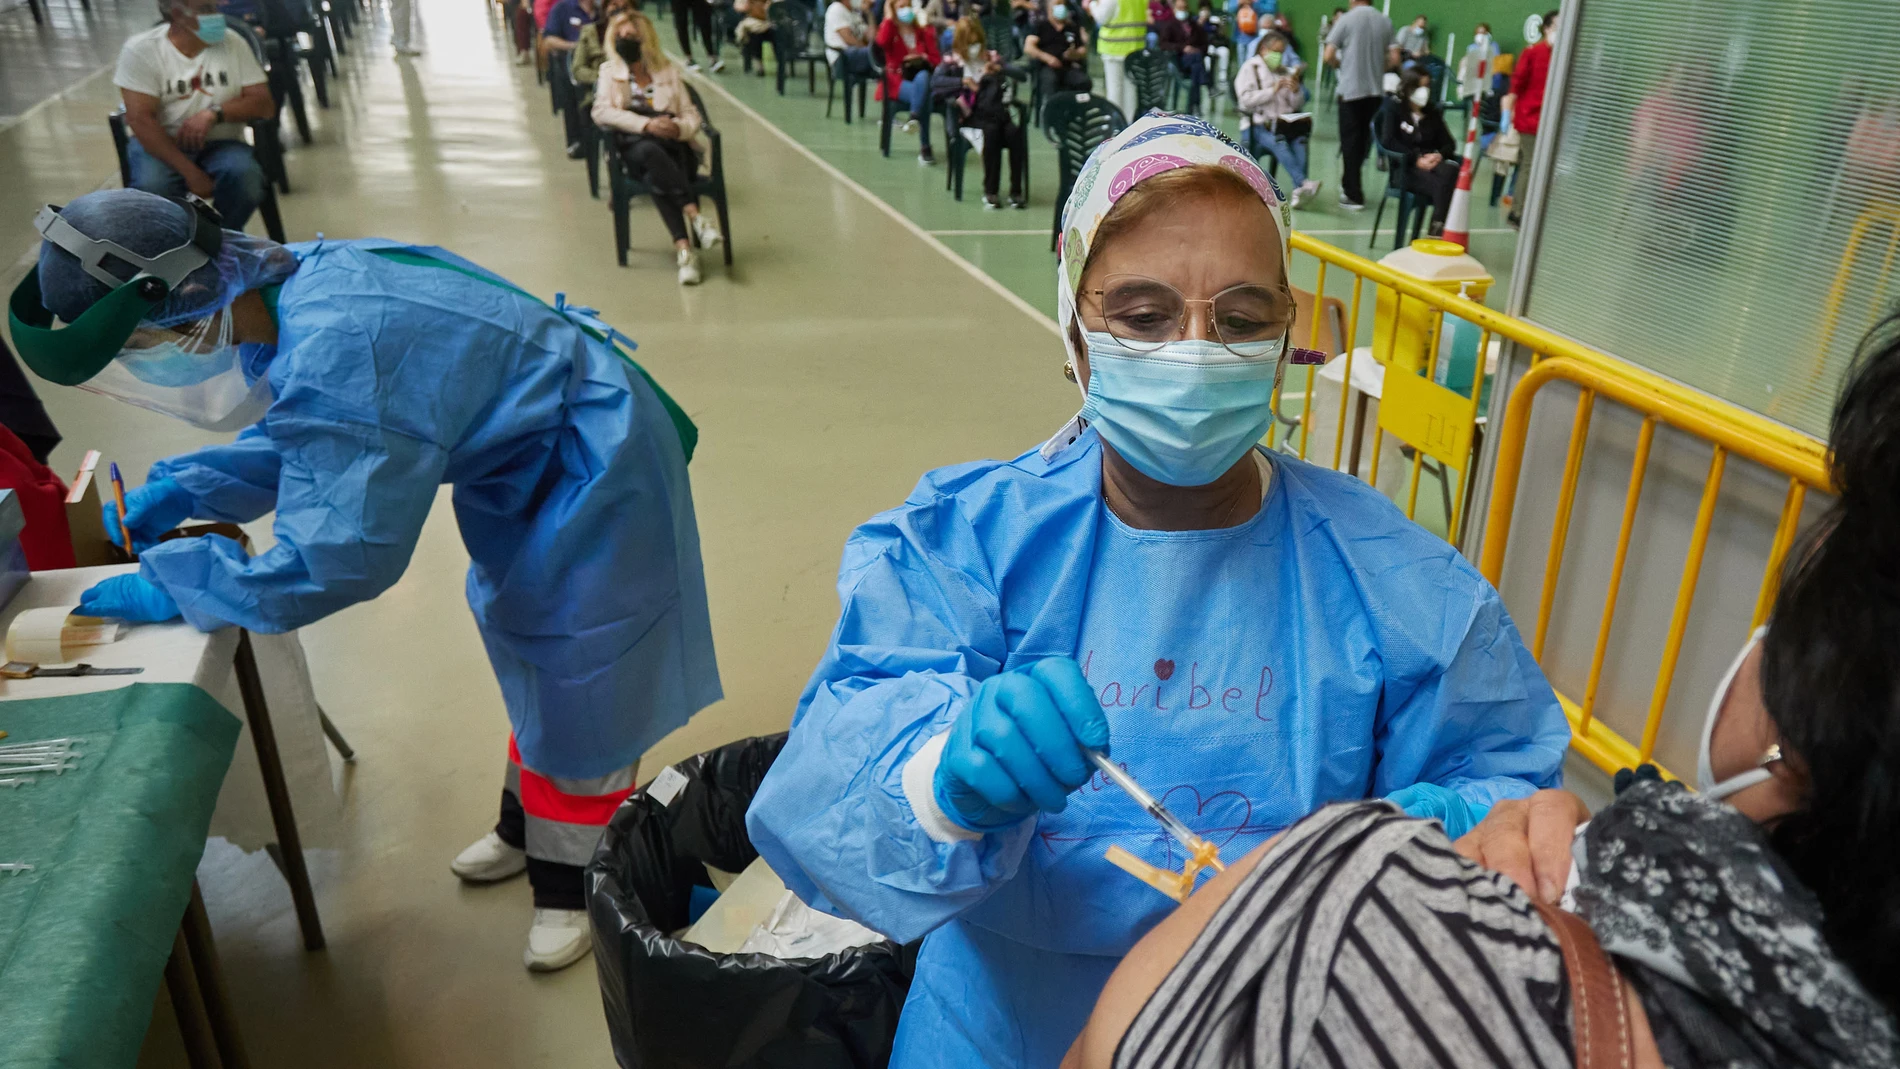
[101,478,195,553]
[76,574,183,623]
[1386,781,1483,840]
[933,657,1111,832]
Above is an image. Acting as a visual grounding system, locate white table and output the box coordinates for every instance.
[0,564,340,950]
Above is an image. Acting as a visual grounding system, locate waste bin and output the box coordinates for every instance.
[1372,238,1494,386]
[587,734,917,1069]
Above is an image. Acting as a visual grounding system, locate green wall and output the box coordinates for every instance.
[1271,0,1552,66]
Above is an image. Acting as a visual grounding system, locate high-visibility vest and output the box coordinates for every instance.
[1097,0,1147,57]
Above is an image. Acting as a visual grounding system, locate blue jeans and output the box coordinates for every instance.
[897,69,933,151]
[1245,124,1307,188]
[834,45,875,79]
[127,138,267,231]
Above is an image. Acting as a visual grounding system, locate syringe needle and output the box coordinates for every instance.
[1087,749,1206,856]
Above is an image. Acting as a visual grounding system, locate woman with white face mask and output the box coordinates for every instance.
[1377,64,1461,234]
[747,114,1569,1069]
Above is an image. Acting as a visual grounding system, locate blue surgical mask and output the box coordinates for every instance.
[1050,3,1067,19]
[1079,332,1285,486]
[193,12,227,44]
[897,6,915,22]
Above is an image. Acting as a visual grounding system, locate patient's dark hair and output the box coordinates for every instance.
[1760,307,1900,1014]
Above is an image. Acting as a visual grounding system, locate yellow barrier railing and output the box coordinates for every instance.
[1284,232,1834,779]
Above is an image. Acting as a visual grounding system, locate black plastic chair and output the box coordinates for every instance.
[1123,48,1175,116]
[1369,118,1427,250]
[608,84,733,269]
[980,11,1019,61]
[875,44,922,157]
[769,3,824,95]
[945,95,1029,201]
[1044,92,1126,250]
[229,18,315,146]
[825,49,874,122]
[109,109,288,243]
[569,59,602,198]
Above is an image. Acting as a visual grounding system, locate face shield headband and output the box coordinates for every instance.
[7,197,224,387]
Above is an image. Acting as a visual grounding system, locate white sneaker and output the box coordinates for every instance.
[708,58,726,73]
[676,247,702,285]
[524,908,592,972]
[514,50,530,66]
[1299,179,1323,199]
[450,831,527,883]
[690,212,722,249]
[902,118,918,133]
[686,59,702,72]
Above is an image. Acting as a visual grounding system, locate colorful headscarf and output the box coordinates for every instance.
[1055,112,1291,367]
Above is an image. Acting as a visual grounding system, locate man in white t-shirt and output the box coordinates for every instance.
[824,0,874,79]
[115,0,277,229]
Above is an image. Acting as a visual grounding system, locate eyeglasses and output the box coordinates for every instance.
[1082,274,1290,358]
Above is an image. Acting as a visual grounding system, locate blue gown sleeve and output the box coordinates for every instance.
[135,409,449,634]
[745,493,1038,945]
[148,424,284,524]
[1370,571,1571,822]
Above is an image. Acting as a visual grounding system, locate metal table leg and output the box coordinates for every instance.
[182,882,253,1069]
[317,707,356,762]
[233,630,326,950]
[165,929,225,1069]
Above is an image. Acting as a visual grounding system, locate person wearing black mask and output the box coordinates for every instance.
[590,9,723,285]
[1377,65,1459,234]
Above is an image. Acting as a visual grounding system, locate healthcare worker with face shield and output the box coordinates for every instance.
[745,115,1569,1067]
[8,189,721,971]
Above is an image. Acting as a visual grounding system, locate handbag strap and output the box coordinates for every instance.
[1531,900,1635,1069]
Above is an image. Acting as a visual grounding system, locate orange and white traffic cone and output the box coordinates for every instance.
[1441,108,1482,249]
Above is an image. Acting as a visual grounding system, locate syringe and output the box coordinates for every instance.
[1087,749,1217,864]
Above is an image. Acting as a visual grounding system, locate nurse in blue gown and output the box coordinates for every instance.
[16,190,721,970]
[746,116,1568,1067]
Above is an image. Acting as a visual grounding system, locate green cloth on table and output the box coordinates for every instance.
[0,684,241,1069]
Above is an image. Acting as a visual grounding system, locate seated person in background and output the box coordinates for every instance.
[1066,311,1900,1069]
[591,10,723,285]
[115,0,275,230]
[1191,1,1230,95]
[956,49,1027,209]
[733,0,773,76]
[1024,2,1091,102]
[876,0,944,165]
[543,0,599,157]
[1235,31,1319,206]
[1151,0,1209,114]
[1378,65,1459,234]
[570,0,630,111]
[824,0,876,81]
[947,10,986,67]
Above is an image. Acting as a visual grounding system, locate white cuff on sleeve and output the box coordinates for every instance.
[902,731,983,844]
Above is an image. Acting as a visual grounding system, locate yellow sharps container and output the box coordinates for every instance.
[1372,239,1493,375]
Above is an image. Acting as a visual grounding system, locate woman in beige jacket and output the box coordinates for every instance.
[592,9,722,284]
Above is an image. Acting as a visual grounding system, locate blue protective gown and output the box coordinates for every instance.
[746,427,1568,1068]
[135,239,722,779]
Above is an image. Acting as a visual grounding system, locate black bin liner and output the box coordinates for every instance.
[587,733,917,1069]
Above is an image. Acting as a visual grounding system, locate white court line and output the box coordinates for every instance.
[933,227,1520,238]
[1299,227,1518,236]
[930,229,1048,236]
[682,68,1060,335]
[0,64,113,133]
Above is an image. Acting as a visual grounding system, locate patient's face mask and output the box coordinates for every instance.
[1410,85,1431,107]
[1696,626,1783,801]
[1263,49,1283,69]
[80,309,272,431]
[192,11,227,43]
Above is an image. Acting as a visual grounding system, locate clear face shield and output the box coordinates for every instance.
[9,196,274,432]
[81,309,272,431]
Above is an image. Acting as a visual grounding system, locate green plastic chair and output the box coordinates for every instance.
[1044,92,1127,250]
[1123,48,1176,116]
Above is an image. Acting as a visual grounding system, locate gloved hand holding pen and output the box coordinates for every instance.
[933,657,1110,832]
[100,477,194,554]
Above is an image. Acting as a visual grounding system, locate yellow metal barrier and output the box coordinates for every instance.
[1285,232,1834,779]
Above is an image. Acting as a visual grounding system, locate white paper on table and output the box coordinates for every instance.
[203,630,344,852]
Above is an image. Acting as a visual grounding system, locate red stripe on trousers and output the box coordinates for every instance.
[508,736,635,827]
